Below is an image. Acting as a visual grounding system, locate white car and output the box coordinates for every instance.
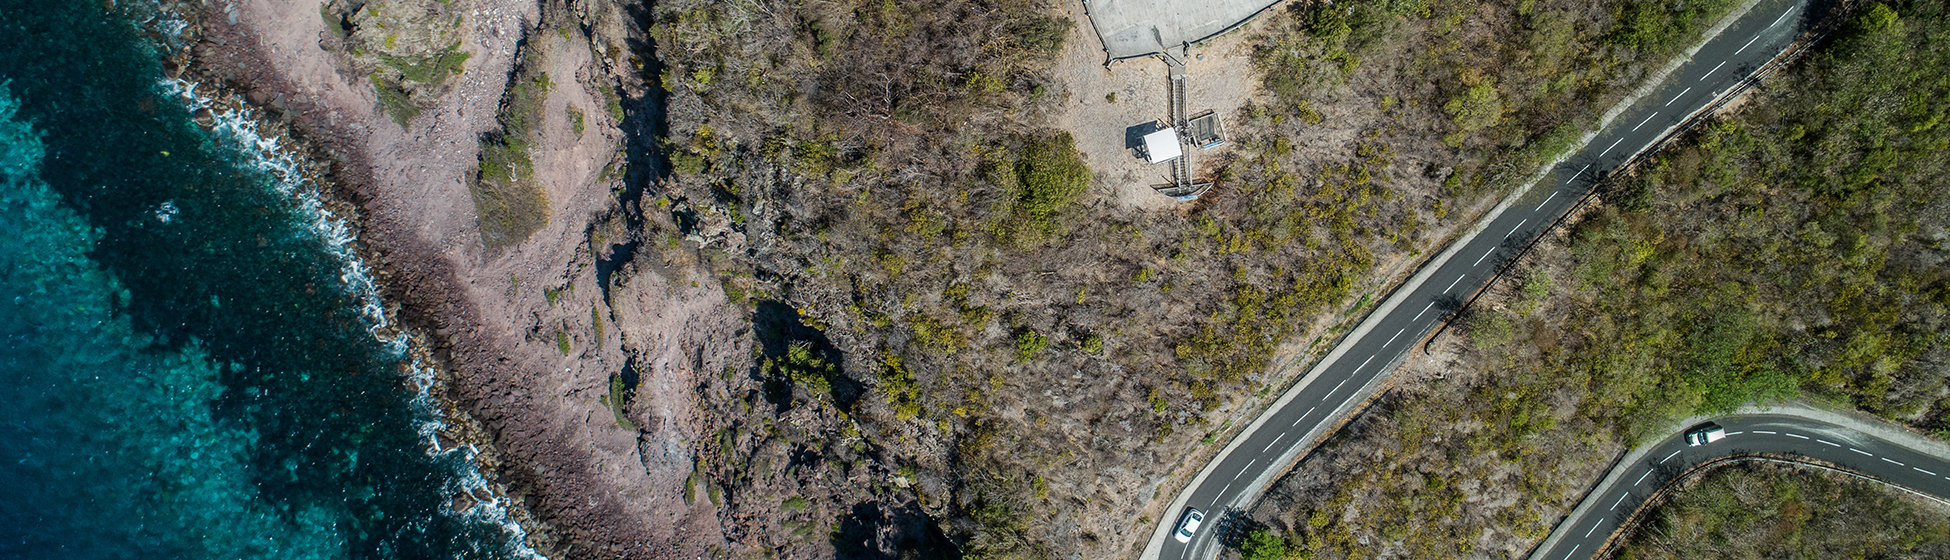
[1685,422,1726,446]
[1174,508,1204,543]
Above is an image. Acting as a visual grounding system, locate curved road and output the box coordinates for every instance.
[1145,0,1816,557]
[1533,409,1950,560]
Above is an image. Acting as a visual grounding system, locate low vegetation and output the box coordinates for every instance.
[628,0,1887,553]
[319,0,472,127]
[1615,462,1950,559]
[1247,1,1950,558]
[470,37,554,250]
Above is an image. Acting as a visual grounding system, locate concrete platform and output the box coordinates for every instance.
[1083,0,1282,60]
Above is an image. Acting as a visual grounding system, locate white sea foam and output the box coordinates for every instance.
[158,79,547,560]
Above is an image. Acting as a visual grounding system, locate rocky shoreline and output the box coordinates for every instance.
[157,0,752,557]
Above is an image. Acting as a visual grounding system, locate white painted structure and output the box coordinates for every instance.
[1143,128,1181,164]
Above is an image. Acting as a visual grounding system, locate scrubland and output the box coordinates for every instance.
[1244,1,1950,558]
[619,0,1832,555]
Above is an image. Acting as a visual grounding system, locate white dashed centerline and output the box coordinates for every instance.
[1585,523,1601,538]
[1384,328,1406,346]
[1263,433,1285,452]
[1883,457,1906,467]
[1667,87,1692,106]
[1634,470,1652,486]
[1598,138,1625,157]
[1561,545,1580,560]
[1632,112,1658,131]
[1817,439,1840,447]
[1292,406,1318,427]
[1610,493,1629,511]
[1660,449,1683,464]
[1536,191,1558,211]
[1473,247,1498,266]
[1770,6,1797,27]
[1917,467,1939,476]
[1851,448,1874,457]
[1785,433,1808,440]
[1563,164,1590,185]
[1735,34,1762,55]
[1412,302,1436,321]
[1505,219,1528,240]
[1700,60,1727,81]
[1444,275,1466,293]
[1755,430,1777,434]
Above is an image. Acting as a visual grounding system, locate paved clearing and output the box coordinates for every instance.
[1083,0,1280,60]
[1051,0,1264,209]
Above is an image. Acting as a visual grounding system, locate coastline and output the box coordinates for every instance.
[148,0,564,554]
[156,0,752,557]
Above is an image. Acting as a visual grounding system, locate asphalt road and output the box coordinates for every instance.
[1534,414,1950,560]
[1151,0,1815,556]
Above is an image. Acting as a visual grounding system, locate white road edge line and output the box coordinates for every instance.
[1444,275,1466,293]
[1817,439,1841,447]
[1632,112,1658,131]
[1735,34,1761,54]
[1384,328,1406,346]
[1916,467,1939,476]
[1667,87,1692,106]
[1473,247,1497,266]
[1536,191,1558,211]
[1701,60,1727,81]
[1785,433,1808,439]
[1412,301,1436,321]
[1660,449,1682,464]
[1598,138,1625,157]
[1851,448,1874,456]
[1634,470,1652,486]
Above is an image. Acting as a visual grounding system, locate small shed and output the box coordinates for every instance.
[1188,111,1226,148]
[1142,128,1182,164]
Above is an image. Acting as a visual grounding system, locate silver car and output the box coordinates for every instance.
[1174,508,1204,543]
[1685,422,1726,446]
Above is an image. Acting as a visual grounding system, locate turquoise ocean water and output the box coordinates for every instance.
[0,1,534,558]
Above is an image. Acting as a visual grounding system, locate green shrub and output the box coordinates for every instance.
[683,470,698,505]
[782,496,809,512]
[1444,81,1504,133]
[994,133,1091,247]
[606,373,636,429]
[877,354,925,420]
[1014,328,1050,361]
[373,78,419,127]
[379,44,470,84]
[766,341,840,395]
[1240,529,1288,560]
[471,69,552,249]
[591,306,605,340]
